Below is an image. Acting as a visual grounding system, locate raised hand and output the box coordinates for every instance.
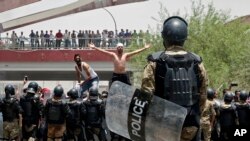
[144,43,151,49]
[88,43,96,49]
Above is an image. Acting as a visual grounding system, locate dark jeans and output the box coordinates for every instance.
[111,73,131,85]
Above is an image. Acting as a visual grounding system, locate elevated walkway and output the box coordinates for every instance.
[0,49,134,81]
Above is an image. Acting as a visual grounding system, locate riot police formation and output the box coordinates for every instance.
[83,88,106,141]
[66,88,86,141]
[141,16,208,141]
[20,83,44,141]
[44,85,71,141]
[0,84,22,141]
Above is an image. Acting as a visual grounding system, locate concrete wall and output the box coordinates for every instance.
[0,0,40,12]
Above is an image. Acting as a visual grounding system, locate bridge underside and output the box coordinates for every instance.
[0,62,133,81]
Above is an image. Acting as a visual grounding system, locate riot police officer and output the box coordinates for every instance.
[0,84,22,141]
[209,89,221,141]
[219,91,237,141]
[66,88,86,141]
[141,16,208,141]
[27,81,39,93]
[20,87,44,141]
[235,90,250,127]
[84,88,105,141]
[200,88,216,141]
[44,85,71,141]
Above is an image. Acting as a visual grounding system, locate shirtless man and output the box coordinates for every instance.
[88,42,151,85]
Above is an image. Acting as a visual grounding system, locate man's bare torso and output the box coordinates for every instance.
[113,53,127,74]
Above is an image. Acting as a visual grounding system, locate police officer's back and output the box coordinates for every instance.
[235,90,250,127]
[201,88,216,141]
[219,91,237,141]
[44,85,71,141]
[20,86,44,140]
[0,84,22,140]
[66,88,86,141]
[83,89,105,141]
[141,16,208,141]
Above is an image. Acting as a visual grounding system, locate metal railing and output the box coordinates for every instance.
[0,37,146,50]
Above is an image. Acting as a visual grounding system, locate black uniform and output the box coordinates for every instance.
[218,92,237,141]
[84,100,105,141]
[66,100,86,141]
[20,91,44,140]
[0,96,22,140]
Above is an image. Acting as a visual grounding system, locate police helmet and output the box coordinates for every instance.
[5,84,15,95]
[207,88,215,99]
[53,85,64,97]
[26,87,36,95]
[28,82,39,93]
[102,90,109,98]
[67,88,79,99]
[162,16,188,47]
[239,90,248,101]
[224,91,234,103]
[89,88,98,100]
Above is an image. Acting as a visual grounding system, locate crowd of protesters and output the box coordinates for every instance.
[0,29,152,50]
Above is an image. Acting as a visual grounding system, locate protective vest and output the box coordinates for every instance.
[85,101,102,127]
[68,101,82,125]
[46,99,65,124]
[2,98,19,121]
[20,95,40,126]
[219,104,237,127]
[235,103,250,126]
[150,51,201,106]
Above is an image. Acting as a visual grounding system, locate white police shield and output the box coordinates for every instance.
[105,81,187,141]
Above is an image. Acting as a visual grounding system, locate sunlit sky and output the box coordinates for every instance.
[1,0,250,36]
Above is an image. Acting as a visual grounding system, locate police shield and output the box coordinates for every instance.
[105,81,187,141]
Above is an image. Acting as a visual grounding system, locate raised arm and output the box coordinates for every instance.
[88,43,114,57]
[126,44,151,58]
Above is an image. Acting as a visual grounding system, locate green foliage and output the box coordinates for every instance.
[129,0,250,91]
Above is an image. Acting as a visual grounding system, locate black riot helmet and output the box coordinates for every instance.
[67,88,79,99]
[5,84,15,96]
[89,88,99,101]
[161,16,188,47]
[224,91,234,103]
[28,81,39,93]
[207,88,215,99]
[239,90,248,101]
[53,85,64,97]
[26,87,36,95]
[102,90,109,98]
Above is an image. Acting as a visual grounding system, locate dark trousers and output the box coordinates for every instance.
[111,73,131,86]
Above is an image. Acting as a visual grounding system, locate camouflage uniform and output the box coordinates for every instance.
[200,99,216,141]
[44,98,71,141]
[3,119,20,140]
[141,46,208,141]
[0,98,22,140]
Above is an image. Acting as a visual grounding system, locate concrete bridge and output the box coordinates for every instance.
[0,49,134,81]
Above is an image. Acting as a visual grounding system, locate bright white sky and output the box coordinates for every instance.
[1,0,250,37]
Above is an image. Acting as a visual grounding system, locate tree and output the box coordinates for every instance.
[129,0,250,94]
